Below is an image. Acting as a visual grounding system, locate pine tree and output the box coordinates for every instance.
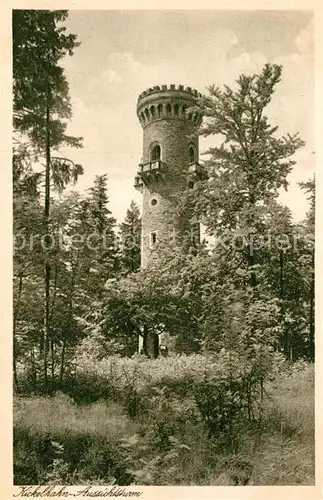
[13,145,44,392]
[13,10,83,391]
[119,201,141,274]
[86,174,119,291]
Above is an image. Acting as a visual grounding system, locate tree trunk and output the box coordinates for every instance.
[142,325,149,356]
[248,254,257,288]
[50,338,55,389]
[13,272,23,394]
[43,100,51,393]
[309,248,315,361]
[30,347,37,393]
[151,333,159,359]
[247,194,257,288]
[59,255,78,388]
[49,264,58,389]
[13,345,20,394]
[279,250,290,359]
[59,340,66,388]
[49,263,58,323]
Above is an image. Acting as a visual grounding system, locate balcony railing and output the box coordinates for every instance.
[138,160,166,175]
[134,160,166,189]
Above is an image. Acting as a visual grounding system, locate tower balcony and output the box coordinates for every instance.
[138,160,166,174]
[134,160,166,189]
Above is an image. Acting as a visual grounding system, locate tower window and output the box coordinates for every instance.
[151,144,161,162]
[150,231,157,247]
[188,145,196,164]
[166,103,172,116]
[151,198,157,206]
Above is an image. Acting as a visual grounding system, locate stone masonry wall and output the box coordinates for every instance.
[141,118,199,268]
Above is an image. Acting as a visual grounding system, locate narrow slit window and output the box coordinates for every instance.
[150,231,157,247]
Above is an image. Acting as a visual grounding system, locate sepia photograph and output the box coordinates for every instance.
[11,6,315,491]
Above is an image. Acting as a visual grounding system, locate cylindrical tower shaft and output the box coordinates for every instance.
[135,84,204,268]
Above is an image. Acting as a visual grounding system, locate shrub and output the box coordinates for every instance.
[13,357,314,485]
[13,392,138,485]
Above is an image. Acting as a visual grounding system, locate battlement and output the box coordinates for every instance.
[138,84,202,102]
[137,84,203,127]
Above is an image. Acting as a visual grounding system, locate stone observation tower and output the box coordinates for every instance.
[134,84,206,357]
[135,84,206,269]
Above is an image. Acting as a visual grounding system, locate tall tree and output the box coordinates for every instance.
[299,176,315,361]
[189,64,304,282]
[13,10,83,391]
[182,64,305,355]
[86,174,119,295]
[119,201,141,274]
[13,145,44,392]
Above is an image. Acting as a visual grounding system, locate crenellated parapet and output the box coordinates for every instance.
[138,84,202,101]
[137,84,203,127]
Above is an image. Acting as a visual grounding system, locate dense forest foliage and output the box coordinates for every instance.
[13,10,315,486]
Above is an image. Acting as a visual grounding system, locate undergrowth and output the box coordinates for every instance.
[13,356,314,485]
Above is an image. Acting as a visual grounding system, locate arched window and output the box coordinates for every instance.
[157,104,163,117]
[150,105,156,118]
[150,144,161,162]
[188,145,196,164]
[166,103,172,116]
[174,104,179,116]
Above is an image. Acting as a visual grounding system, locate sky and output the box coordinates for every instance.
[61,9,314,224]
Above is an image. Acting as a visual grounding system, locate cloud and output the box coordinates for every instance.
[295,19,314,56]
[108,52,142,73]
[63,19,314,223]
[215,50,268,89]
[101,68,124,85]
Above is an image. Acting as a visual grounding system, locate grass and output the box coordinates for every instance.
[250,362,315,485]
[13,359,315,486]
[14,393,138,440]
